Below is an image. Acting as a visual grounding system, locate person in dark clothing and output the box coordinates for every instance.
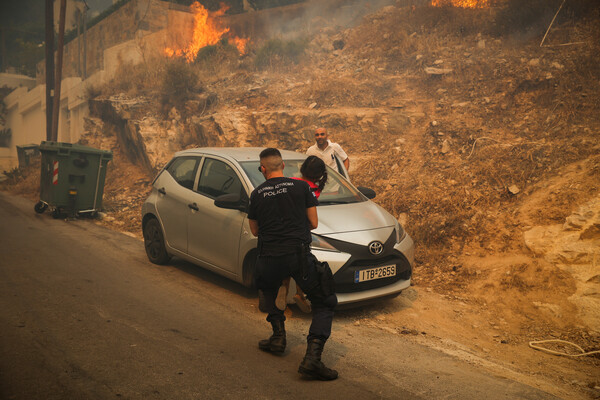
[276,155,329,313]
[248,148,338,381]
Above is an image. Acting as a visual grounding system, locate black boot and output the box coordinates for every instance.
[258,320,286,353]
[298,338,338,380]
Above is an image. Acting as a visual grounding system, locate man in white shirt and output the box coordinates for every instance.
[306,127,350,175]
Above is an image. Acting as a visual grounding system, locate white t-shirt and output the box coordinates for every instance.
[306,140,348,173]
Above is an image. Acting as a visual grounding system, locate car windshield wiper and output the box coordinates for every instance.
[318,199,355,205]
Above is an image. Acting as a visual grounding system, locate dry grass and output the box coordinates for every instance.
[0,160,40,202]
[101,58,167,98]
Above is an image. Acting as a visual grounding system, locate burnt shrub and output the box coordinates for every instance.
[160,59,202,110]
[194,38,240,65]
[254,37,308,68]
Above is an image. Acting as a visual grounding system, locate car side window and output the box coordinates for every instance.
[196,158,242,198]
[165,157,199,190]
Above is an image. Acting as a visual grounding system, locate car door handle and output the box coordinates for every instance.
[158,187,166,195]
[188,203,199,211]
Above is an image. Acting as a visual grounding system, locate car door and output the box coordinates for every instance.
[334,154,350,180]
[187,157,248,275]
[154,156,201,253]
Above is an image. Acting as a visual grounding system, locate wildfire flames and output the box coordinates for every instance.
[164,2,250,62]
[431,0,490,8]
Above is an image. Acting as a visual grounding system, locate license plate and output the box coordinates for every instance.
[354,265,396,283]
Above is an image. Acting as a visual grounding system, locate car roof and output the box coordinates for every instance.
[174,147,307,162]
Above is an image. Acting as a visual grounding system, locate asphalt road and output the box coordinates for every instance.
[0,192,559,400]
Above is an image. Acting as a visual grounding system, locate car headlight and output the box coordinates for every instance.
[395,220,406,244]
[310,234,338,252]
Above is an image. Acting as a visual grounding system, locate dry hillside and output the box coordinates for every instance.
[2,1,599,398]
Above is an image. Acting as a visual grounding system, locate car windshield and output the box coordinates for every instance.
[239,160,365,205]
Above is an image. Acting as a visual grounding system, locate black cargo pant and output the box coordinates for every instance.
[256,251,337,342]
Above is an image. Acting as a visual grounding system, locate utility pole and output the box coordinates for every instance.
[83,4,87,80]
[0,28,5,72]
[77,7,81,77]
[51,0,66,142]
[45,0,55,142]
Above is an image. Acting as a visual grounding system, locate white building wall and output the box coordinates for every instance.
[1,79,90,171]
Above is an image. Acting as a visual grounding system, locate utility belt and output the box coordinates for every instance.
[296,244,336,304]
[257,239,309,257]
[258,241,311,277]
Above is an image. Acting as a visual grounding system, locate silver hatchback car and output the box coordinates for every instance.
[142,147,414,306]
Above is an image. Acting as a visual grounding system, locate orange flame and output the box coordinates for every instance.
[431,0,489,8]
[165,2,249,62]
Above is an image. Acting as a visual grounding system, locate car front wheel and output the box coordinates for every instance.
[143,218,171,265]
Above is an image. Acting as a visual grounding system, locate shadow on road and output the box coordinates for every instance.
[162,254,418,323]
[163,256,258,299]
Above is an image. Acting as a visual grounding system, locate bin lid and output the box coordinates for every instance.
[16,143,40,149]
[40,141,113,159]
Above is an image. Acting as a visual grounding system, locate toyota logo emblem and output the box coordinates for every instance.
[368,241,384,255]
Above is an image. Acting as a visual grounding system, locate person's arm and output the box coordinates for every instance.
[249,219,259,237]
[306,206,318,230]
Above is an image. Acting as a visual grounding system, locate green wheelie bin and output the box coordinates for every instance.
[36,141,113,218]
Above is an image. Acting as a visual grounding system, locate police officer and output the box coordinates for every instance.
[248,148,338,381]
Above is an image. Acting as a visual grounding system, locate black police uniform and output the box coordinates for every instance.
[248,176,337,342]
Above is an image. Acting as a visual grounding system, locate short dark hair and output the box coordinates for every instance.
[259,148,284,173]
[259,148,281,159]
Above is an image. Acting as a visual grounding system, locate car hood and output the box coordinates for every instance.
[315,200,397,236]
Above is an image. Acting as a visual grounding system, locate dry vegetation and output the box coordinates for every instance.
[2,1,600,397]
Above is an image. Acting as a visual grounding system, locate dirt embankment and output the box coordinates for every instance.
[2,2,599,399]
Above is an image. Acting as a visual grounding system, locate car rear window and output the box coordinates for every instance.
[165,157,200,190]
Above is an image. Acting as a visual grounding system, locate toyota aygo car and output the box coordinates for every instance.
[142,147,414,306]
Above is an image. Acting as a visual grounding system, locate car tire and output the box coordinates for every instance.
[143,218,171,265]
[242,250,258,288]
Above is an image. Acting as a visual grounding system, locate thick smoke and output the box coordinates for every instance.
[256,0,405,40]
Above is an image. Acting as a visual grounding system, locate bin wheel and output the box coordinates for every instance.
[34,201,48,214]
[143,218,171,265]
[52,208,64,219]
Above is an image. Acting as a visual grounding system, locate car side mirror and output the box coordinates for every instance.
[214,193,247,212]
[357,186,376,199]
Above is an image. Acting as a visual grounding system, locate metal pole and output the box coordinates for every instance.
[540,0,566,47]
[0,28,5,72]
[92,158,103,211]
[45,0,55,142]
[83,5,87,80]
[77,8,81,77]
[52,0,67,142]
